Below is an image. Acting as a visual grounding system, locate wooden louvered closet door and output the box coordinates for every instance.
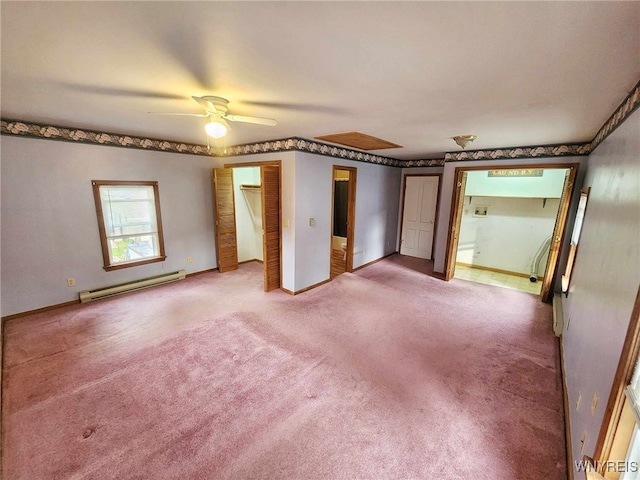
[261,166,281,291]
[213,168,238,273]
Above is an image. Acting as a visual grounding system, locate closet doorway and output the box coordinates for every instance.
[330,166,357,278]
[212,161,281,292]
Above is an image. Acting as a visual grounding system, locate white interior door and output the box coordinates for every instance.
[400,176,439,259]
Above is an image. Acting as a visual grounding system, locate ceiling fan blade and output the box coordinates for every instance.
[58,82,186,100]
[242,100,347,114]
[149,112,209,117]
[192,96,218,113]
[224,114,277,126]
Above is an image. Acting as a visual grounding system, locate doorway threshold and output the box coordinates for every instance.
[454,265,542,295]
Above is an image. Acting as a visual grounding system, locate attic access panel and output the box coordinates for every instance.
[314,131,402,151]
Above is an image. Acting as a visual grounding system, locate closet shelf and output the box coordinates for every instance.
[240,184,261,191]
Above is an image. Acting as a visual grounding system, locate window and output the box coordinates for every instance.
[92,180,166,271]
[562,187,590,294]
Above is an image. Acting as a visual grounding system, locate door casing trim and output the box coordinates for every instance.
[330,165,357,276]
[442,162,579,302]
[223,160,283,291]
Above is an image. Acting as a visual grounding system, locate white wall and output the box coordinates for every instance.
[1,136,218,316]
[293,152,402,291]
[464,168,567,198]
[232,167,262,262]
[456,196,560,276]
[562,108,640,466]
[433,156,587,274]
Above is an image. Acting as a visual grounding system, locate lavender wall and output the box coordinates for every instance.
[293,152,401,292]
[1,136,218,316]
[215,152,401,293]
[562,108,640,467]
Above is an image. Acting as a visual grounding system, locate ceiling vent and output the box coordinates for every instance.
[314,131,402,151]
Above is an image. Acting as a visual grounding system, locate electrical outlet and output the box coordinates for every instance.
[576,391,582,411]
[309,218,315,226]
[591,392,599,414]
[67,277,75,287]
[473,205,489,217]
[187,256,192,263]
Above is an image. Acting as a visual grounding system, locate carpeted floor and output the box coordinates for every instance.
[2,255,566,479]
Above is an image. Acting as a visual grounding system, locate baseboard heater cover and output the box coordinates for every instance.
[552,292,564,337]
[79,270,186,303]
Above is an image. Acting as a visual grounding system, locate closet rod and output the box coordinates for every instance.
[240,184,261,191]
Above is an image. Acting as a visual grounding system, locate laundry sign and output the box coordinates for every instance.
[488,169,543,177]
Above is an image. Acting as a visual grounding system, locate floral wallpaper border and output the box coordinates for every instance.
[0,120,405,167]
[391,157,446,168]
[3,77,639,169]
[0,120,582,168]
[0,119,213,156]
[220,137,403,167]
[442,142,591,163]
[590,79,640,151]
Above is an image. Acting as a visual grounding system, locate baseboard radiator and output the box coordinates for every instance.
[79,270,186,303]
[552,292,564,337]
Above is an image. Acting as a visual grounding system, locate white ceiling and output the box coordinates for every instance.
[2,2,639,160]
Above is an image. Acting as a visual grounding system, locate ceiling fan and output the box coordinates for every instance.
[152,95,277,139]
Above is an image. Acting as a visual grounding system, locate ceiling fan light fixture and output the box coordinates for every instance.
[452,134,477,149]
[205,118,229,139]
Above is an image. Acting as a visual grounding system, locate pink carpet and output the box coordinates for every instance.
[2,255,566,479]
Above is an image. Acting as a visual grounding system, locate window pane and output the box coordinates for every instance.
[570,193,588,244]
[100,186,154,201]
[630,357,640,408]
[100,186,156,238]
[108,235,158,263]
